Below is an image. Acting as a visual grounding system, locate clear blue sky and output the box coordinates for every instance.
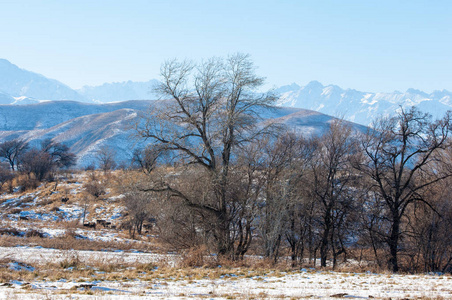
[0,0,451,92]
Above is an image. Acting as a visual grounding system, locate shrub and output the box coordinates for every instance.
[25,229,45,238]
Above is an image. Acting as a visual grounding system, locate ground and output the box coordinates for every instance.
[0,247,451,299]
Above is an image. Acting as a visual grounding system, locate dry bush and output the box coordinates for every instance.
[38,197,55,207]
[0,270,13,283]
[24,229,45,238]
[8,208,21,214]
[59,251,81,269]
[49,205,60,212]
[17,175,40,192]
[179,245,210,268]
[0,228,22,237]
[16,196,34,206]
[83,181,105,198]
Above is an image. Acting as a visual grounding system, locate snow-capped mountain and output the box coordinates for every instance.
[1,58,450,126]
[78,80,160,102]
[0,59,88,102]
[275,81,452,125]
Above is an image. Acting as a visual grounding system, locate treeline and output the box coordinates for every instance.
[0,138,76,190]
[126,54,452,273]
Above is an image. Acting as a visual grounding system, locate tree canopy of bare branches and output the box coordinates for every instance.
[353,107,452,272]
[136,53,276,257]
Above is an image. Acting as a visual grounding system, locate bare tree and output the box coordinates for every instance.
[123,190,155,237]
[132,145,167,174]
[41,138,76,169]
[0,162,14,192]
[19,149,53,181]
[96,146,117,173]
[0,139,29,171]
[353,107,452,272]
[256,133,313,263]
[136,53,275,257]
[303,120,357,268]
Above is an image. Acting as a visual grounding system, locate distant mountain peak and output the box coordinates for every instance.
[305,80,324,89]
[406,88,428,97]
[0,58,88,102]
[0,58,13,64]
[78,79,160,102]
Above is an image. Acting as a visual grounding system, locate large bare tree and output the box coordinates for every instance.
[136,53,275,256]
[353,107,452,272]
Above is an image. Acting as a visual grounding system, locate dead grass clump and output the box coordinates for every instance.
[24,229,45,238]
[49,205,60,212]
[38,197,55,207]
[180,245,210,267]
[59,251,81,269]
[17,176,40,192]
[0,228,23,237]
[83,181,105,198]
[8,208,21,214]
[60,219,83,230]
[17,196,34,206]
[0,270,13,283]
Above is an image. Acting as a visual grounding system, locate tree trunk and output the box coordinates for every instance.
[320,212,332,267]
[217,208,231,257]
[388,213,400,272]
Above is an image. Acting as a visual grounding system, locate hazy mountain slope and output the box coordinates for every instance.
[0,59,87,102]
[78,80,160,102]
[0,91,14,104]
[0,100,362,167]
[17,109,141,166]
[275,81,452,125]
[0,100,153,131]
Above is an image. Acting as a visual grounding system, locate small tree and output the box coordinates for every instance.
[96,146,117,173]
[131,145,167,174]
[19,149,53,181]
[41,138,76,169]
[0,162,14,192]
[124,190,155,237]
[0,139,29,171]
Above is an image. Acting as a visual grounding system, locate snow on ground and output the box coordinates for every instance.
[0,246,450,299]
[0,268,450,299]
[0,246,175,266]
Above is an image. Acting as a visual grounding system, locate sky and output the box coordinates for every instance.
[0,0,451,93]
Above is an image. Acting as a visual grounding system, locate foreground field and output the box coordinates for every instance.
[0,246,451,299]
[0,172,451,299]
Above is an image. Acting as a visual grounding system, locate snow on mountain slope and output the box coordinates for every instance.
[78,79,160,102]
[0,59,88,102]
[18,109,142,166]
[0,100,153,131]
[275,81,452,125]
[11,96,40,105]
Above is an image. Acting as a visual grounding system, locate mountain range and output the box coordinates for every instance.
[275,81,452,125]
[0,58,450,125]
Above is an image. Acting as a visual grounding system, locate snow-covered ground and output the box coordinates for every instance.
[0,246,450,299]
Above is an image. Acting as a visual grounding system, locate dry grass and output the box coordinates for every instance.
[0,234,156,252]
